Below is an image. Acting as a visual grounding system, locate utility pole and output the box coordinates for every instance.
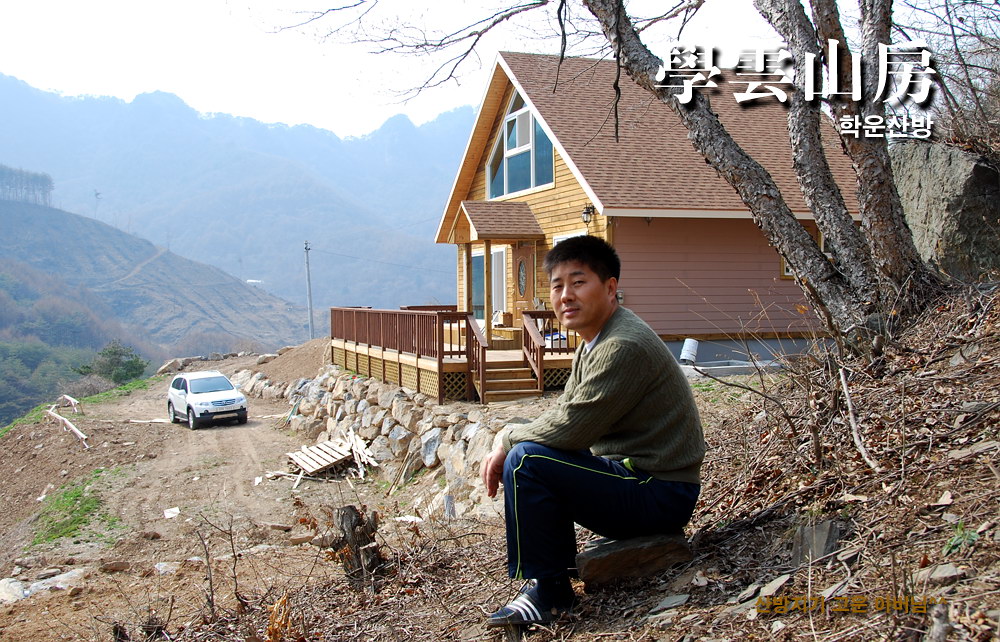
[304,241,315,339]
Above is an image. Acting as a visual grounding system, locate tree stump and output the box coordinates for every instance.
[333,505,386,590]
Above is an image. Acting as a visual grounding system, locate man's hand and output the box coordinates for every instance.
[480,445,506,498]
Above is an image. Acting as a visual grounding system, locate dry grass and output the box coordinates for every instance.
[164,286,1000,641]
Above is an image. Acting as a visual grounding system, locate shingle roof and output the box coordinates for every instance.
[435,51,859,244]
[460,200,545,240]
[499,51,857,214]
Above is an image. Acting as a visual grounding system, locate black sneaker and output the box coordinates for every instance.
[486,580,573,627]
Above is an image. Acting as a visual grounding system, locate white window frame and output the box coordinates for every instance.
[553,229,590,245]
[471,246,508,319]
[488,93,554,199]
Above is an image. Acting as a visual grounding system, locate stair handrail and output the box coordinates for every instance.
[465,313,489,402]
[521,311,551,392]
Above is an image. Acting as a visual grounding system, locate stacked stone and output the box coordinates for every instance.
[230,366,525,519]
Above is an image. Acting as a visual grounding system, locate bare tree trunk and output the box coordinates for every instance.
[812,0,943,307]
[583,0,871,333]
[755,0,881,310]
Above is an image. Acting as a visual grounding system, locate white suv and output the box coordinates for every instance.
[167,371,248,429]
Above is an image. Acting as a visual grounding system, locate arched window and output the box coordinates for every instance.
[488,92,554,198]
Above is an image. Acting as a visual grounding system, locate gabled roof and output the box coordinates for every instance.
[459,201,545,241]
[437,51,858,243]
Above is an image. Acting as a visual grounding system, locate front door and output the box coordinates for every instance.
[512,242,535,327]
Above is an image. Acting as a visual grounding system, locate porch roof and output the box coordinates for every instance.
[447,200,545,244]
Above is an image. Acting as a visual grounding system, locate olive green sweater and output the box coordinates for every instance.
[502,306,705,484]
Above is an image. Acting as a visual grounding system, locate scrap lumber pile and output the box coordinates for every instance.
[285,431,378,479]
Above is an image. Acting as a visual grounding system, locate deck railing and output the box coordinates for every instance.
[330,307,469,403]
[465,313,489,401]
[522,311,574,392]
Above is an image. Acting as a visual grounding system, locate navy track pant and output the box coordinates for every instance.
[502,441,700,581]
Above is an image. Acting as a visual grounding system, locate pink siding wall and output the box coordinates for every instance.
[614,217,819,338]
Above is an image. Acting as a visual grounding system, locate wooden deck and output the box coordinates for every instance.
[330,307,576,403]
[331,339,573,372]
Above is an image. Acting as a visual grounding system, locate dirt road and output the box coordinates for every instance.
[0,356,362,640]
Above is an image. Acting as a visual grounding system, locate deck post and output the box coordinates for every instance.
[463,244,473,315]
[484,240,492,345]
[437,312,445,405]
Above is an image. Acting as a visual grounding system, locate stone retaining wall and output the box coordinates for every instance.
[231,365,526,519]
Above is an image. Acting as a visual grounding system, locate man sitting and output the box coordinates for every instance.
[480,235,705,626]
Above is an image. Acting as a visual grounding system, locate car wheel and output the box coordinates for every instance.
[168,402,180,423]
[236,411,248,425]
[187,407,199,430]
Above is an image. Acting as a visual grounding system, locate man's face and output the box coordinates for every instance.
[548,260,618,342]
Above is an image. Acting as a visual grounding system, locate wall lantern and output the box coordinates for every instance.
[581,204,596,225]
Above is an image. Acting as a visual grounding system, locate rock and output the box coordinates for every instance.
[288,532,314,546]
[156,358,182,375]
[154,562,180,575]
[413,393,430,407]
[468,409,486,423]
[445,440,468,478]
[13,556,43,569]
[36,568,62,580]
[262,384,287,401]
[387,425,415,457]
[139,531,162,540]
[915,563,965,586]
[0,579,26,604]
[792,520,842,566]
[737,583,761,603]
[209,352,223,361]
[265,523,293,532]
[369,436,395,462]
[465,427,495,470]
[378,388,403,409]
[650,593,690,615]
[256,354,278,365]
[461,422,482,442]
[576,533,693,590]
[27,569,85,595]
[99,561,130,573]
[277,345,295,355]
[890,140,1000,281]
[421,428,443,468]
[759,574,791,598]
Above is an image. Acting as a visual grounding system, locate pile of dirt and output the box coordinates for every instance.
[253,337,332,384]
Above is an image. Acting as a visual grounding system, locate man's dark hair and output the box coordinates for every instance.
[543,235,621,282]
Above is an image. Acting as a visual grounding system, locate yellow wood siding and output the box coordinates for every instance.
[454,82,606,314]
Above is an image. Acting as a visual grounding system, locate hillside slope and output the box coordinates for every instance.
[1,200,306,352]
[0,74,472,309]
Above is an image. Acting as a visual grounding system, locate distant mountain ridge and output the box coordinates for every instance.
[0,73,475,310]
[1,200,306,353]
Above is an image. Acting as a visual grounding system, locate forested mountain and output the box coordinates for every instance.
[1,200,307,354]
[0,74,473,310]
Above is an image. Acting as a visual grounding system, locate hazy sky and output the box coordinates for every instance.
[0,1,780,138]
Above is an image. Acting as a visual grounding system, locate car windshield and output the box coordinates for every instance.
[189,376,234,394]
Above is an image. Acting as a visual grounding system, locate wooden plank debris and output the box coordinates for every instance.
[45,405,89,449]
[286,437,375,476]
[58,395,81,413]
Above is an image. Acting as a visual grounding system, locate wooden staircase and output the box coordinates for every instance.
[479,356,541,403]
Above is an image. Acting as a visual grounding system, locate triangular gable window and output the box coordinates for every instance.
[488,92,554,199]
